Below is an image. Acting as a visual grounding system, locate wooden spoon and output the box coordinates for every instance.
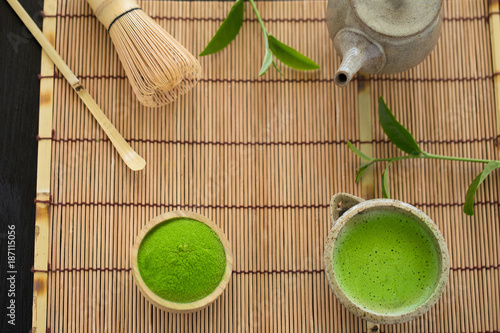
[6,0,146,171]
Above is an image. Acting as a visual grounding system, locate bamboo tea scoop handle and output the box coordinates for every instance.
[6,0,146,171]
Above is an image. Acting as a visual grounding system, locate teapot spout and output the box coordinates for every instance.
[334,48,367,86]
[334,29,386,87]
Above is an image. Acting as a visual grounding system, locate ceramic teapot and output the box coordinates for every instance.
[326,0,443,86]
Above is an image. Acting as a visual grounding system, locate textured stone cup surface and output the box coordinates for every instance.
[324,193,450,325]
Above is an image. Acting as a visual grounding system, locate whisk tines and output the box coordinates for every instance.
[88,0,201,107]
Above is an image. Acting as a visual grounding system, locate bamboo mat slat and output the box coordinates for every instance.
[33,0,500,332]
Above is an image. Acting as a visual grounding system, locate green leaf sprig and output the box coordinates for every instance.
[348,97,500,216]
[199,0,320,76]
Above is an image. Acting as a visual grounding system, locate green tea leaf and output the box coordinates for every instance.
[268,35,320,71]
[355,161,375,183]
[347,140,374,161]
[378,97,423,156]
[199,0,245,56]
[382,162,392,198]
[259,47,273,76]
[464,161,500,216]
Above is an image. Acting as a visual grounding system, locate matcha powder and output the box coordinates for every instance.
[137,218,227,303]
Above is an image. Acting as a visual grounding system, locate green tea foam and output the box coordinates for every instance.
[332,209,440,315]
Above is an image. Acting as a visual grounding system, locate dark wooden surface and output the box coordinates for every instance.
[0,0,42,332]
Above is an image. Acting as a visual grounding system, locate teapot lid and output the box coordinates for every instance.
[350,0,442,37]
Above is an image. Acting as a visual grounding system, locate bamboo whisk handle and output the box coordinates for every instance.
[87,0,140,29]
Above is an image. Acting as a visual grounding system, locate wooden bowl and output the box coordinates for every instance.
[131,211,233,313]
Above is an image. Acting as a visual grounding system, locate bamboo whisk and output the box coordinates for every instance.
[87,0,201,107]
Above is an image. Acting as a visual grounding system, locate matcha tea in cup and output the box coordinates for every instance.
[131,211,233,313]
[324,193,449,330]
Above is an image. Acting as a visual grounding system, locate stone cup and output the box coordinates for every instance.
[324,193,450,332]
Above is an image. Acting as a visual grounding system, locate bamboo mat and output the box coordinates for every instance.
[32,0,500,332]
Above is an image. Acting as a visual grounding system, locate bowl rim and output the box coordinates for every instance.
[131,210,233,313]
[324,198,450,324]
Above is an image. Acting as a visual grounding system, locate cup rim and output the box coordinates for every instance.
[324,198,450,324]
[131,210,233,313]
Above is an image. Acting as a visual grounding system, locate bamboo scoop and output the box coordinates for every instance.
[87,0,201,107]
[6,0,146,171]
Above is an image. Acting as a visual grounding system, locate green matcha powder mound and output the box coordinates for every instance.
[137,218,227,303]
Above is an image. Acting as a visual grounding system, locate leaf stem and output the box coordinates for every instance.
[372,155,422,163]
[422,152,497,164]
[248,0,268,35]
[371,153,499,164]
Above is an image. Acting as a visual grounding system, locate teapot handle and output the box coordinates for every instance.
[330,193,365,228]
